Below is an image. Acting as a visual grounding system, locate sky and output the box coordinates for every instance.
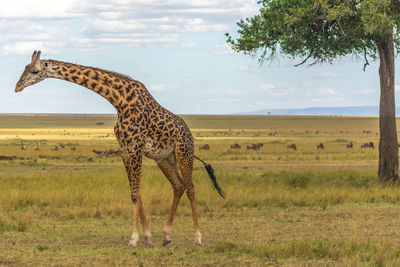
[0,0,399,114]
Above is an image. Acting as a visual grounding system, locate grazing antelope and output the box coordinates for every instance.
[346,142,353,149]
[59,142,65,148]
[317,143,325,150]
[51,146,58,151]
[20,142,27,150]
[71,145,76,151]
[361,142,374,149]
[246,143,262,150]
[287,143,297,150]
[34,142,39,151]
[369,141,374,149]
[199,144,210,150]
[230,143,241,149]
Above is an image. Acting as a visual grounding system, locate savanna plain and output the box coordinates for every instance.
[1,114,400,266]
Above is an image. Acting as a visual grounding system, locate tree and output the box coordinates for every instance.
[226,0,400,184]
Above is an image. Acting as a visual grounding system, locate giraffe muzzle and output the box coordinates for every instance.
[15,83,24,92]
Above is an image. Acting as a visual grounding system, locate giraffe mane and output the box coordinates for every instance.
[90,66,134,82]
[47,60,136,82]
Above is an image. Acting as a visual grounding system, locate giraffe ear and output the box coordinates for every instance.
[32,50,41,72]
[31,51,37,64]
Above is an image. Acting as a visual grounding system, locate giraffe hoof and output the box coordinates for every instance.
[162,240,171,247]
[195,243,204,247]
[144,243,154,248]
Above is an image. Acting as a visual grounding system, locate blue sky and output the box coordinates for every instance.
[0,0,398,114]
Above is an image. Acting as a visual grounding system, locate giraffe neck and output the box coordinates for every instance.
[43,60,153,113]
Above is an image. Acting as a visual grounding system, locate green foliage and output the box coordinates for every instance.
[226,0,400,66]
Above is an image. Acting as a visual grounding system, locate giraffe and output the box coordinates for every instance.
[15,51,225,248]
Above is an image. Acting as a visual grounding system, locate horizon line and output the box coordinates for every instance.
[0,112,382,118]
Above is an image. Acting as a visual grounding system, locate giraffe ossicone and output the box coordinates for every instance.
[15,50,225,248]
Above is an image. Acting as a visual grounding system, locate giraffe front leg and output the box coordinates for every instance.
[128,198,154,248]
[128,199,140,249]
[121,149,152,249]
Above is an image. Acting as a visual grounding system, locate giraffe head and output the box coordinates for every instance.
[15,50,48,92]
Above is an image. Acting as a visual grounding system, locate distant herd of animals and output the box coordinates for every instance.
[198,141,379,151]
[18,141,76,151]
[15,140,380,152]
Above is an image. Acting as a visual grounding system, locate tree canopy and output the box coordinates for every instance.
[226,0,400,69]
[227,0,400,184]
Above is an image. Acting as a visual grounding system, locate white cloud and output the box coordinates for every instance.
[3,42,46,55]
[207,97,235,103]
[317,88,339,95]
[255,83,274,93]
[253,82,297,96]
[87,19,148,32]
[355,88,377,95]
[313,72,348,79]
[210,44,234,55]
[237,63,263,73]
[203,90,220,95]
[183,77,217,86]
[182,67,196,73]
[180,42,197,49]
[149,83,177,92]
[302,80,312,86]
[0,0,82,19]
[271,83,297,96]
[224,89,246,96]
[0,0,259,54]
[310,97,344,104]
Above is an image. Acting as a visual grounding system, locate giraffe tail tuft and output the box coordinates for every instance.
[194,156,225,199]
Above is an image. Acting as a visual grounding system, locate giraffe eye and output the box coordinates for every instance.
[32,71,39,74]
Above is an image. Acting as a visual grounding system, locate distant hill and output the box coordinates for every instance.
[243,106,400,116]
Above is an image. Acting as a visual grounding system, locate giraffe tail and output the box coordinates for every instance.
[194,155,225,199]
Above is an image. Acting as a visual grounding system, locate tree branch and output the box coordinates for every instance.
[316,16,336,24]
[295,49,314,67]
[363,47,370,71]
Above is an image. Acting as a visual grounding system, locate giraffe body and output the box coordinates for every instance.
[15,51,224,248]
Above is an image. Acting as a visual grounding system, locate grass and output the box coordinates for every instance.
[2,166,393,218]
[1,114,400,266]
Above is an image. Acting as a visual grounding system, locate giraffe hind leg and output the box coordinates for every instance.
[176,144,203,246]
[157,157,185,246]
[138,199,153,248]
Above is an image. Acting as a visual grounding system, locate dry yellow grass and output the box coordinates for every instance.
[0,114,399,266]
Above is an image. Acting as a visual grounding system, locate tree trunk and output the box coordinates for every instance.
[377,32,399,185]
